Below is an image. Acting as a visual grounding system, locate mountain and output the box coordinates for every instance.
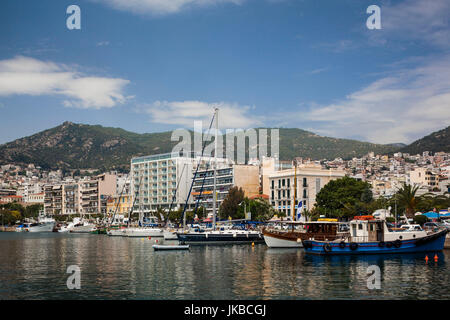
[399,126,450,155]
[0,122,402,170]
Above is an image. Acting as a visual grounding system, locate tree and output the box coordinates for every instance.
[315,176,373,218]
[245,197,277,222]
[219,187,245,220]
[394,183,420,218]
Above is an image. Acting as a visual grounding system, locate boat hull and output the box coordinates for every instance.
[70,224,96,233]
[163,230,178,240]
[263,233,303,248]
[26,222,55,233]
[125,228,164,237]
[153,244,189,251]
[303,229,448,255]
[177,231,264,244]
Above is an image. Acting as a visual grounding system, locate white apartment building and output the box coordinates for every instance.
[131,152,230,215]
[269,163,346,218]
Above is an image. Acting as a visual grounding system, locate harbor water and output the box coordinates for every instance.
[0,232,449,300]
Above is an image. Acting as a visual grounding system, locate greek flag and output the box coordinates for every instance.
[296,201,303,220]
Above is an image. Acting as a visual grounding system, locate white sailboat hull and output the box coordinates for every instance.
[263,233,303,248]
[163,230,179,240]
[125,228,164,237]
[71,224,96,233]
[107,229,126,236]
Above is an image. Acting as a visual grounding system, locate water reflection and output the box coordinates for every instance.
[0,233,449,300]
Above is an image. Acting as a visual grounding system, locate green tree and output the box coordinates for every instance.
[393,183,420,218]
[219,187,245,220]
[315,176,373,218]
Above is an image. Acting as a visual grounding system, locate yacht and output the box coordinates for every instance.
[70,218,96,233]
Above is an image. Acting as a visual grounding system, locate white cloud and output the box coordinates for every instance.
[295,55,450,144]
[0,56,130,109]
[371,0,450,48]
[142,100,263,129]
[93,0,244,15]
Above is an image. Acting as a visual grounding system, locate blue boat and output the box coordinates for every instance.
[302,216,448,255]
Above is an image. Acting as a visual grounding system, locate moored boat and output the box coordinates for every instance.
[177,229,264,244]
[263,220,348,248]
[302,216,448,255]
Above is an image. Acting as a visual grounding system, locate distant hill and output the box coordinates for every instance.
[400,126,450,155]
[0,122,402,170]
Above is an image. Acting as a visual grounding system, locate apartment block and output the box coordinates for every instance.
[131,152,230,214]
[269,163,346,218]
[192,164,260,214]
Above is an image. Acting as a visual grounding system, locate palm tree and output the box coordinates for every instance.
[394,183,421,218]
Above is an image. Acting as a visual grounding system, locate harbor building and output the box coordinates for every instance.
[192,164,260,214]
[269,163,346,217]
[131,152,230,215]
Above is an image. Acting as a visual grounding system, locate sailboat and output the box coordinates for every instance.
[124,175,163,237]
[176,108,263,245]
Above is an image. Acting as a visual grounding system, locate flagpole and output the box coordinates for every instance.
[293,159,297,221]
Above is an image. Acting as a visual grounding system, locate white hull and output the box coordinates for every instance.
[107,229,126,236]
[263,233,303,248]
[163,230,179,240]
[125,227,164,237]
[71,224,96,233]
[26,222,55,233]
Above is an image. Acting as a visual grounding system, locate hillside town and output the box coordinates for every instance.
[1,150,449,218]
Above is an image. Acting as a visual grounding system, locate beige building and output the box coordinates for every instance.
[44,173,117,215]
[192,164,260,214]
[269,163,346,218]
[409,168,439,189]
[27,193,44,204]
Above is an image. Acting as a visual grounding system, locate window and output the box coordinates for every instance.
[282,179,285,187]
[287,179,290,188]
[358,224,363,230]
[271,180,274,189]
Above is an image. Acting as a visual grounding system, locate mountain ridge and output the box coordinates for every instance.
[0,122,439,170]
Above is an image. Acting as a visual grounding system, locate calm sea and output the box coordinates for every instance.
[0,232,449,300]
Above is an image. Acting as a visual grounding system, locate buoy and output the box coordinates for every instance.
[252,242,255,247]
[156,239,158,243]
[434,254,438,262]
[425,255,429,263]
[148,236,151,240]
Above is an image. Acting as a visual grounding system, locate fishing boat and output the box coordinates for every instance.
[302,215,448,255]
[17,211,55,233]
[263,220,348,248]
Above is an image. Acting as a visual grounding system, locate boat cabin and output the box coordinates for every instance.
[349,216,428,243]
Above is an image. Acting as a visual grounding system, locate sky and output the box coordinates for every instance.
[0,0,449,145]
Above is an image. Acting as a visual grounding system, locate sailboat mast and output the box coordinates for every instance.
[212,108,218,230]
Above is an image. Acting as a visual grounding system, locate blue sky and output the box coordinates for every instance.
[0,0,449,145]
